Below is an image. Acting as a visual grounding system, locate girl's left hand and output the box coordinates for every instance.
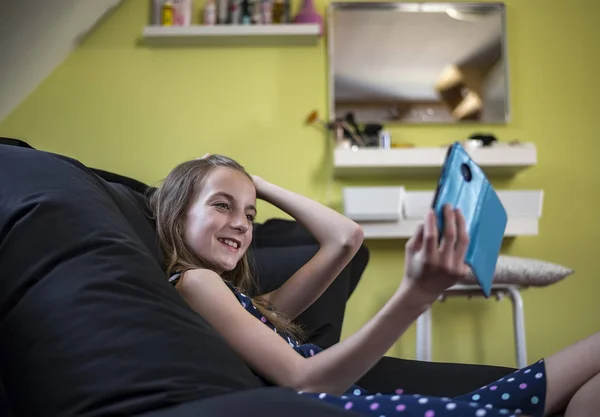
[399,205,470,306]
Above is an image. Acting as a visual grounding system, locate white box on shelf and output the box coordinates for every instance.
[343,186,405,221]
[344,187,544,239]
[403,190,544,219]
[403,191,435,219]
[497,190,544,217]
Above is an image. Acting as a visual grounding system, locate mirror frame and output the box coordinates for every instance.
[326,2,511,125]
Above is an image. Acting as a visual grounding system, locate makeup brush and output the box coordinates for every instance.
[344,112,367,143]
[306,110,365,146]
[338,120,365,146]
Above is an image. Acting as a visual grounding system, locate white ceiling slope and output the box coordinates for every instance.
[0,0,123,123]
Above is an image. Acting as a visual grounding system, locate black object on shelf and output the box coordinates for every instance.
[469,133,498,147]
[363,123,383,147]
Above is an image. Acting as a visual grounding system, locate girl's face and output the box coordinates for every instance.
[183,167,256,275]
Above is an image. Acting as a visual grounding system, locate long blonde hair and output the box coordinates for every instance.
[149,155,304,341]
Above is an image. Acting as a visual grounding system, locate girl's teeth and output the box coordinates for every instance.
[221,239,239,248]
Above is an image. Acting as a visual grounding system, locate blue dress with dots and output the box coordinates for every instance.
[170,274,548,417]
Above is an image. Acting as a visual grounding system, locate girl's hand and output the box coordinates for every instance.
[251,175,266,200]
[399,204,470,307]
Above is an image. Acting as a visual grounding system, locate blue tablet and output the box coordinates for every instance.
[431,142,507,297]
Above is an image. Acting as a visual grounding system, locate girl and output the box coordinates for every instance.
[150,154,599,417]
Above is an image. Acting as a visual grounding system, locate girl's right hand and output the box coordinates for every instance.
[250,175,266,200]
[399,204,470,307]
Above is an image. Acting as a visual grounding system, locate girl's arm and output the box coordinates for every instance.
[177,267,429,395]
[179,207,468,395]
[253,177,364,321]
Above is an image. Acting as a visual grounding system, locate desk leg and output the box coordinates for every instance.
[416,308,433,361]
[506,286,528,368]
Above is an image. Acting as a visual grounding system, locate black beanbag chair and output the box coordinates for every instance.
[0,145,359,417]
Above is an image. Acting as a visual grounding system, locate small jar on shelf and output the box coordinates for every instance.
[203,0,216,24]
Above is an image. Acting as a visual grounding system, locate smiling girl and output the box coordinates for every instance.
[150,154,600,417]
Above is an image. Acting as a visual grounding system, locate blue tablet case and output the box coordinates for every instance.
[432,142,508,297]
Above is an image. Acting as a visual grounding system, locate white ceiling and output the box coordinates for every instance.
[331,7,504,102]
[0,0,123,123]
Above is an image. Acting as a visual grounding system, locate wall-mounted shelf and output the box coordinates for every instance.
[343,187,543,239]
[141,24,321,46]
[333,143,537,178]
[356,217,539,239]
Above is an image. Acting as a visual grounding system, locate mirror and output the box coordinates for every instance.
[328,2,510,125]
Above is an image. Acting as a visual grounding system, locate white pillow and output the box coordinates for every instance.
[459,255,574,287]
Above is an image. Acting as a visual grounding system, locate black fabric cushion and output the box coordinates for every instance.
[357,357,516,398]
[251,219,367,299]
[251,244,357,349]
[0,145,265,416]
[139,387,362,417]
[252,218,319,248]
[0,136,156,197]
[249,221,369,349]
[250,245,321,295]
[0,380,9,417]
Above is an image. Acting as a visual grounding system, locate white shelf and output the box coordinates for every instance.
[141,24,321,46]
[358,217,539,239]
[333,143,537,178]
[343,187,543,239]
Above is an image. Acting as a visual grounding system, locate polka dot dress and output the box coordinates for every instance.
[298,361,547,417]
[170,275,547,417]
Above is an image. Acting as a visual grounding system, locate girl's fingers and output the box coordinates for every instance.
[423,208,439,260]
[439,204,457,267]
[453,209,470,269]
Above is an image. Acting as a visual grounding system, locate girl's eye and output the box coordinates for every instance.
[246,214,255,222]
[216,202,229,210]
